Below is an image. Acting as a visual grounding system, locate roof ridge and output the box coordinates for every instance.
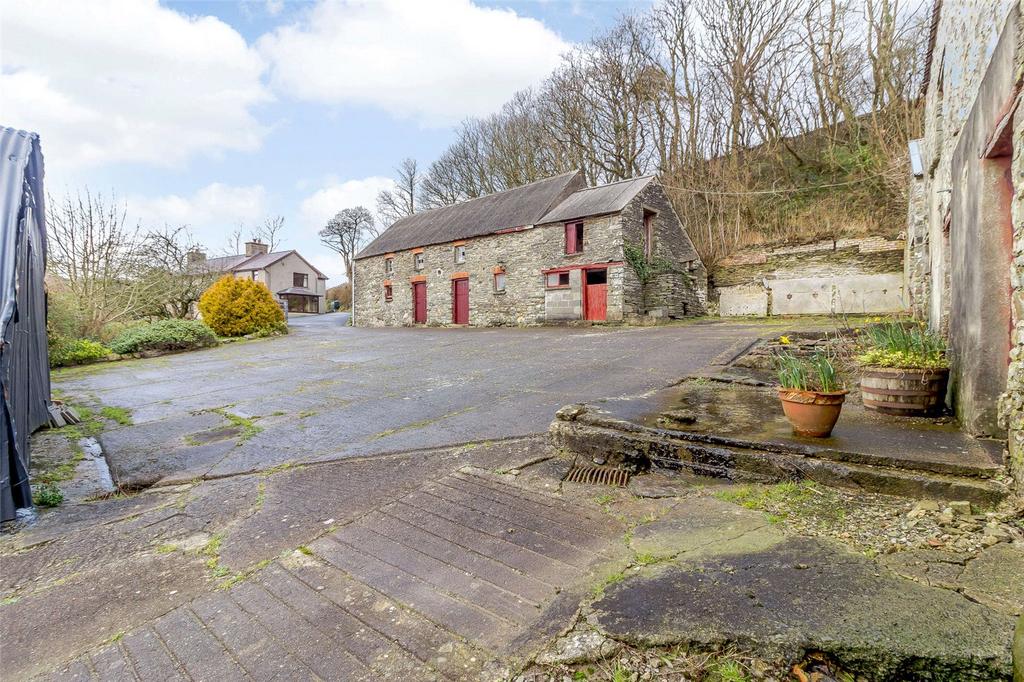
[571,175,655,192]
[390,170,582,226]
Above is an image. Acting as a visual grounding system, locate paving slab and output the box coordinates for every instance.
[593,535,1017,680]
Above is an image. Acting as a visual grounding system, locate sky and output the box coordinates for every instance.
[1,0,648,284]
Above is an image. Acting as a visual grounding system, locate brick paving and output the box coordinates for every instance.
[37,470,624,680]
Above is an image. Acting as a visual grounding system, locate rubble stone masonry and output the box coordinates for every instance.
[352,182,705,327]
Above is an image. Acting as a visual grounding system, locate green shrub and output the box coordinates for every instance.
[33,483,64,507]
[108,319,217,355]
[49,335,111,368]
[198,275,285,337]
[857,320,947,369]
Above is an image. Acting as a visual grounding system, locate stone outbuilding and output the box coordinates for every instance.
[905,0,1023,490]
[352,171,706,327]
[192,240,328,314]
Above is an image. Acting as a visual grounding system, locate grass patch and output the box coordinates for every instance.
[590,571,627,600]
[99,406,133,426]
[156,543,177,554]
[212,409,263,444]
[715,481,845,526]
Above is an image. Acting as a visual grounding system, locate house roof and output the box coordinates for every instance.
[231,250,293,272]
[203,254,250,272]
[277,286,319,297]
[356,170,586,259]
[538,176,655,224]
[204,250,328,280]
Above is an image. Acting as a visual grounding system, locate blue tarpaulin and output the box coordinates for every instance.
[0,127,50,522]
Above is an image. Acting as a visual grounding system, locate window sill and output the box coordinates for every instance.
[546,285,571,290]
[493,290,506,296]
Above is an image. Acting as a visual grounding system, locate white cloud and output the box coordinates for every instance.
[0,0,269,170]
[127,183,268,249]
[257,0,570,125]
[299,176,395,233]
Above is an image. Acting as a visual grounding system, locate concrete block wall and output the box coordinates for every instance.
[714,238,907,317]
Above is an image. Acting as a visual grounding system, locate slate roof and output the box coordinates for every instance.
[204,250,328,279]
[356,171,586,259]
[231,250,293,272]
[277,286,319,296]
[538,175,655,224]
[203,255,250,272]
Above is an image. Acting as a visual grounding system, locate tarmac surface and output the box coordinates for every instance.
[51,316,773,488]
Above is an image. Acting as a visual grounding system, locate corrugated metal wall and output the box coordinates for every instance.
[1,127,51,522]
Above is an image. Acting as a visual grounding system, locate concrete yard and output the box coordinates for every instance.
[51,315,773,488]
[4,318,1021,680]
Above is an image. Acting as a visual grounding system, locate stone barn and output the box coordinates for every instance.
[352,171,706,327]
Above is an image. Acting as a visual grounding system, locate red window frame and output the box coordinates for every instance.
[383,284,393,301]
[564,221,584,254]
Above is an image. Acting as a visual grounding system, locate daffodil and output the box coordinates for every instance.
[779,335,791,345]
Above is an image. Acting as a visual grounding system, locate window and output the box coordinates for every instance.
[565,221,584,254]
[293,272,308,288]
[384,257,393,274]
[643,209,656,258]
[384,284,393,301]
[494,270,506,293]
[546,271,570,288]
[454,245,466,263]
[414,252,425,270]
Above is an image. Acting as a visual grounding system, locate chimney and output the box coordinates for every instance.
[187,248,206,265]
[245,239,268,257]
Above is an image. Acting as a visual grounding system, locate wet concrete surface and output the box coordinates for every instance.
[52,319,775,487]
[624,380,1005,478]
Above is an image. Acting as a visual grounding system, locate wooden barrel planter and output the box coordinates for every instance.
[860,367,949,416]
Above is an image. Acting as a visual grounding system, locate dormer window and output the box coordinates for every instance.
[565,221,584,254]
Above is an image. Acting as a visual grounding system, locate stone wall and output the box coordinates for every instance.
[352,212,628,327]
[353,181,706,327]
[1000,72,1024,489]
[712,237,906,317]
[908,0,1024,491]
[619,182,707,318]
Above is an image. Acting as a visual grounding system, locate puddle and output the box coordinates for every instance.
[79,437,116,494]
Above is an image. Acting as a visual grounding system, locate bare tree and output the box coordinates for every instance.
[136,226,219,319]
[224,224,244,256]
[319,207,376,282]
[252,215,286,251]
[47,190,156,338]
[376,158,421,228]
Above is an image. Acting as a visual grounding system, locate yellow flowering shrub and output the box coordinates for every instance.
[198,275,285,337]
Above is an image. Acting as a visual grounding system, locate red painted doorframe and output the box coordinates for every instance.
[412,281,427,324]
[452,277,469,324]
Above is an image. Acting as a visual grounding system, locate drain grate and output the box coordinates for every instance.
[563,464,631,487]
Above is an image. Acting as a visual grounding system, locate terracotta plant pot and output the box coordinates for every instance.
[777,388,848,438]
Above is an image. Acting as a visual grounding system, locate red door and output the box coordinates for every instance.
[412,281,427,324]
[452,278,469,324]
[584,269,607,321]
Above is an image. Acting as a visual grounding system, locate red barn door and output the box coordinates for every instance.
[412,281,427,324]
[452,277,469,324]
[584,268,607,321]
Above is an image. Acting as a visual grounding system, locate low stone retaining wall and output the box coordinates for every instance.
[713,237,907,317]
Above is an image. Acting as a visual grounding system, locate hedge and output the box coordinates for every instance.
[108,319,217,355]
[49,336,111,368]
